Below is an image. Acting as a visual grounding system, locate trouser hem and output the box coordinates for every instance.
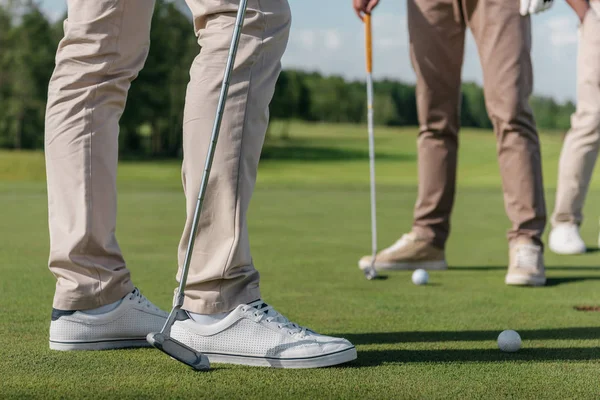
[52,281,134,311]
[182,287,262,314]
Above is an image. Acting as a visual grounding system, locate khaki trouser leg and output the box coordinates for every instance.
[46,0,154,310]
[409,0,465,249]
[466,0,546,246]
[552,7,600,227]
[179,0,291,314]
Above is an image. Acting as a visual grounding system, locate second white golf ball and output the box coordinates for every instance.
[497,330,522,353]
[412,269,429,285]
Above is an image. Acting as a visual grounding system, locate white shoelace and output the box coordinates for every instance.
[128,288,162,313]
[242,303,310,338]
[514,245,540,270]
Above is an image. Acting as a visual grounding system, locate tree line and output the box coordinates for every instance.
[0,1,576,158]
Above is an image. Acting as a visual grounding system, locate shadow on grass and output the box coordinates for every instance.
[348,347,600,367]
[368,274,389,281]
[339,327,600,345]
[115,141,415,163]
[260,144,413,162]
[451,265,600,272]
[546,277,600,286]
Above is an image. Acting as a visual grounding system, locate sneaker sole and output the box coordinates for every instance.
[505,274,546,287]
[49,338,150,351]
[202,347,357,369]
[359,259,448,271]
[548,245,586,255]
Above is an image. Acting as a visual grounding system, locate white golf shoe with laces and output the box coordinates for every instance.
[49,288,168,351]
[505,239,546,286]
[171,301,357,368]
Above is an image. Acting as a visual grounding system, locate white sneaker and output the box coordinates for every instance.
[171,301,357,369]
[505,240,546,286]
[548,223,586,255]
[50,288,168,351]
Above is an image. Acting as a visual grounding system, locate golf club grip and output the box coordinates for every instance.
[365,14,373,73]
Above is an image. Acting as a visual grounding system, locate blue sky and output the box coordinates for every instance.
[40,0,580,102]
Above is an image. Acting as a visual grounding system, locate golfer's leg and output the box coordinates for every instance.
[179,0,291,314]
[46,0,154,310]
[468,0,546,246]
[409,0,465,249]
[170,0,356,369]
[553,10,600,227]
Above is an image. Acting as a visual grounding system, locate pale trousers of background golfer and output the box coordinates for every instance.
[549,0,600,255]
[46,0,356,368]
[357,0,551,286]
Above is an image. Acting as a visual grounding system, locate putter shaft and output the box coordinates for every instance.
[364,14,378,280]
[149,0,250,370]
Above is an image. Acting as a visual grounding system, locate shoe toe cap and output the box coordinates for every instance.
[311,334,354,349]
[279,337,354,359]
[320,338,354,353]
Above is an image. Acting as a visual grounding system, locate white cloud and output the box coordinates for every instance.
[293,29,317,51]
[40,0,581,102]
[291,29,342,51]
[530,10,579,101]
[547,16,578,47]
[374,15,407,50]
[323,29,342,50]
[283,10,414,82]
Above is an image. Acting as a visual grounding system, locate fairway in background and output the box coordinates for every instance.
[1,122,600,399]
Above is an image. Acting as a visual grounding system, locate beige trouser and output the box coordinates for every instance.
[408,0,546,249]
[552,3,600,227]
[45,0,291,313]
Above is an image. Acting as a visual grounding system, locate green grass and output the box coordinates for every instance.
[1,122,600,399]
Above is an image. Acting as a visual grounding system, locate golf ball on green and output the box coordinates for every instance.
[498,330,521,352]
[412,269,429,285]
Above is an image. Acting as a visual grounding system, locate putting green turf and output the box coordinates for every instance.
[1,122,600,399]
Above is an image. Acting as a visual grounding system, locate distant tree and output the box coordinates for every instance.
[0,2,583,156]
[271,70,312,137]
[461,82,492,129]
[1,2,55,149]
[385,80,418,126]
[529,96,575,131]
[120,0,197,157]
[0,6,12,147]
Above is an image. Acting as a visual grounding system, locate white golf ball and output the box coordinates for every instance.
[412,269,429,285]
[497,330,522,353]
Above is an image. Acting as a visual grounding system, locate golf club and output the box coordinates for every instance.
[363,13,378,281]
[147,0,249,371]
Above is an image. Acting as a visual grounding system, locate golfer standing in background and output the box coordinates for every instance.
[354,0,552,286]
[45,0,356,368]
[548,0,600,255]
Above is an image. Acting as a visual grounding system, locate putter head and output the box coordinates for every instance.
[147,332,210,371]
[363,266,378,280]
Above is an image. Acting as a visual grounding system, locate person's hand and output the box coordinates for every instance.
[566,0,590,23]
[353,0,380,20]
[520,0,554,16]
